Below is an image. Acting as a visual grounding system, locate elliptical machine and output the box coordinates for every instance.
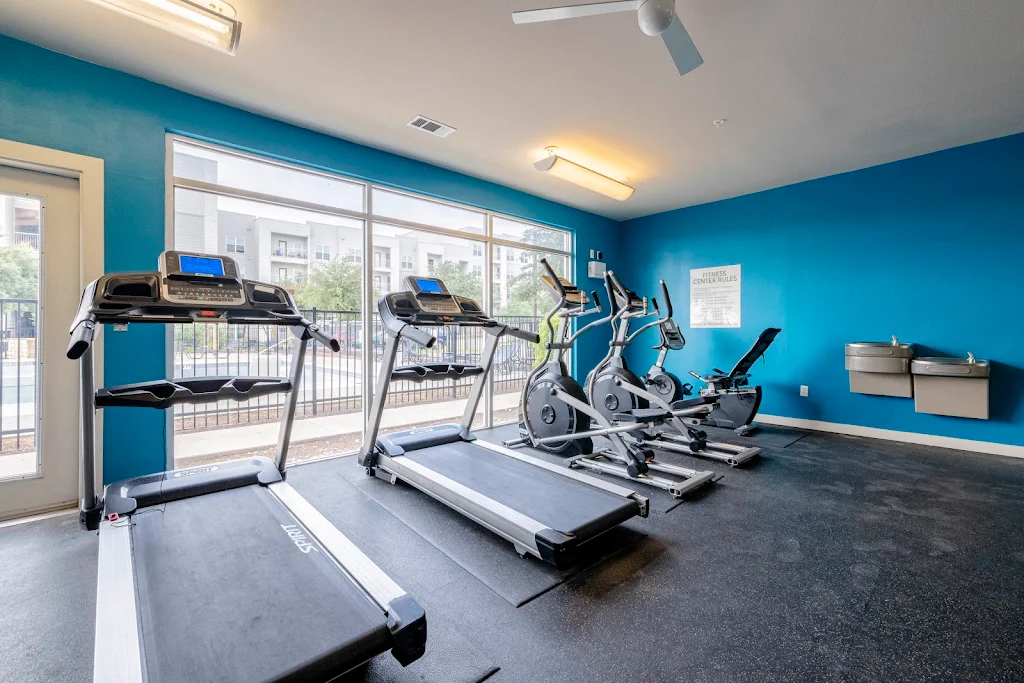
[587,272,762,467]
[503,260,716,499]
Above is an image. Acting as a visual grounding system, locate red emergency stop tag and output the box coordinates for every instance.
[108,513,119,521]
[199,310,217,317]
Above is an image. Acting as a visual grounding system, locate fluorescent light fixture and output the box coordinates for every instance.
[533,149,634,201]
[84,0,241,54]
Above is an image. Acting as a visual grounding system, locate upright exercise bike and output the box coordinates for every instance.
[503,260,716,499]
[587,272,762,467]
[640,290,690,404]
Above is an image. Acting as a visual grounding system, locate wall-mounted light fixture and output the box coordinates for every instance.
[83,0,241,54]
[533,147,634,201]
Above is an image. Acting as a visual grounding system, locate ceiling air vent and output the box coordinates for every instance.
[407,115,456,138]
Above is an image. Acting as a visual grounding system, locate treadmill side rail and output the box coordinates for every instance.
[269,482,427,666]
[269,482,407,607]
[94,520,144,683]
[381,454,551,543]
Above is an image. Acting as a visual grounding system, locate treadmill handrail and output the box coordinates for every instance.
[392,363,484,383]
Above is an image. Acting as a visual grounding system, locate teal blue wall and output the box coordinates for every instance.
[0,36,620,483]
[618,133,1024,447]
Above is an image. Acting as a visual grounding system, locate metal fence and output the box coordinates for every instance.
[1,298,37,452]
[173,309,542,433]
[0,299,541,442]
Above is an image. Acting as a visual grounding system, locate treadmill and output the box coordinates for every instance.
[69,251,426,683]
[357,276,650,569]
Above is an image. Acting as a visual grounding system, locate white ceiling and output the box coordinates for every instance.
[2,0,1023,220]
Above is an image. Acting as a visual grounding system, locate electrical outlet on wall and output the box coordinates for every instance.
[800,385,809,397]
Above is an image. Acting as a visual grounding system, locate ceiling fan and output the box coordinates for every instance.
[512,0,703,76]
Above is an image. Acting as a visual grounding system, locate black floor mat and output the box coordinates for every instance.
[7,427,1024,682]
[683,423,809,449]
[344,611,499,683]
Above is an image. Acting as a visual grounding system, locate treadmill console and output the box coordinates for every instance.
[379,277,489,326]
[404,276,462,315]
[541,275,588,307]
[160,250,246,306]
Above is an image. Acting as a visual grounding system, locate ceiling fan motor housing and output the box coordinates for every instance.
[638,0,676,36]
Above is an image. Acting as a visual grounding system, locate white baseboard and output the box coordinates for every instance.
[757,414,1024,459]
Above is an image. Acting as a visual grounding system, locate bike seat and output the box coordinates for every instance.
[670,396,717,411]
[613,408,669,423]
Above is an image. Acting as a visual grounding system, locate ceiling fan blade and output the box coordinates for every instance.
[661,15,703,75]
[513,1,640,24]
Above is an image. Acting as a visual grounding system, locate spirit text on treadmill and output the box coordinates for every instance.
[172,465,219,478]
[281,524,320,554]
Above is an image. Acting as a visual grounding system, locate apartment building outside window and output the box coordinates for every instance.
[169,136,571,465]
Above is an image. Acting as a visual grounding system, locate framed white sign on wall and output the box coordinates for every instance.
[690,264,741,328]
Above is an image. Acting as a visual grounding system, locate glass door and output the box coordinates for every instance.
[0,166,83,520]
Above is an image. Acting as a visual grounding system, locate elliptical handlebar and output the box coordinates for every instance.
[538,258,567,301]
[604,272,621,319]
[660,280,673,318]
[590,290,602,314]
[608,270,628,298]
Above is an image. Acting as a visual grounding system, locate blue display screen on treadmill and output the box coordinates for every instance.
[179,255,225,277]
[416,278,442,294]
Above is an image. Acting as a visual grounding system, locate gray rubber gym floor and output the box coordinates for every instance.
[3,427,1024,683]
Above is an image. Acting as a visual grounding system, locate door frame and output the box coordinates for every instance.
[0,138,104,516]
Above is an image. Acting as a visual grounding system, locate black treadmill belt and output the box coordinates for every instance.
[403,442,639,542]
[131,485,391,683]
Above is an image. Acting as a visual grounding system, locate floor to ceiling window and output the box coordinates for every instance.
[168,137,572,467]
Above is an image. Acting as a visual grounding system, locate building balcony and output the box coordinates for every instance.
[271,248,308,260]
[13,232,39,250]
